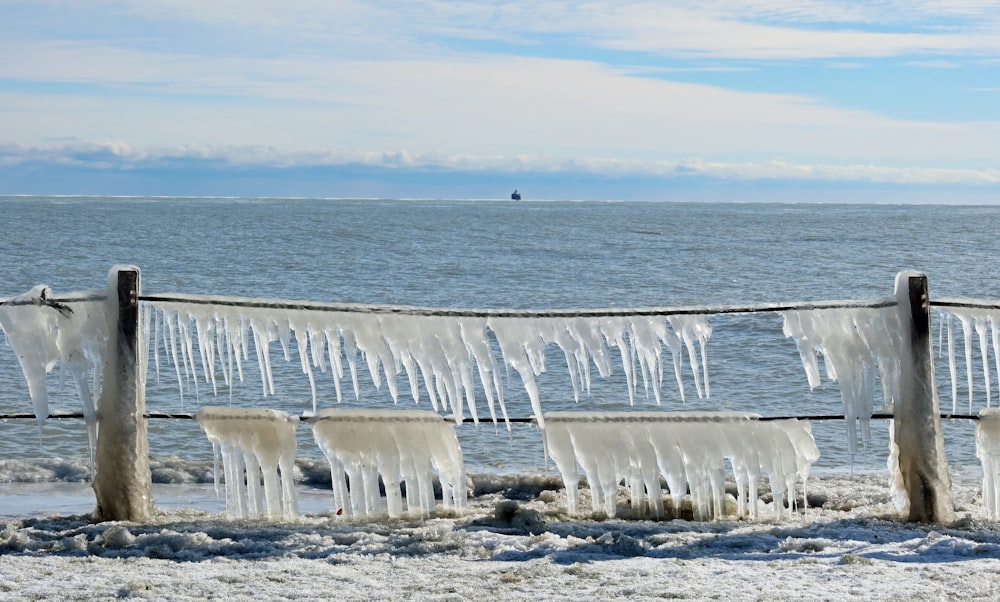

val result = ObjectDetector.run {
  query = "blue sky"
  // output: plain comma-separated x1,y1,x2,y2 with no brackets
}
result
1,0,999,201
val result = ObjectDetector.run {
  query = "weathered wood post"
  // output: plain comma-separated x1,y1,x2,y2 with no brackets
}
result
92,266,153,521
892,271,953,523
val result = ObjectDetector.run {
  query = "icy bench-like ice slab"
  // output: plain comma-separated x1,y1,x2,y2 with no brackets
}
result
196,406,299,520
543,411,820,521
310,409,466,519
977,408,1000,520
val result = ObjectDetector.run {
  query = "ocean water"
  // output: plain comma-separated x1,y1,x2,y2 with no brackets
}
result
2,196,1000,485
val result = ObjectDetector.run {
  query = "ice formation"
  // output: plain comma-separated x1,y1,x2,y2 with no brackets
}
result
543,411,819,521
309,408,465,518
196,406,299,520
0,285,108,451
781,306,902,456
977,408,1000,520
936,306,1000,414
149,297,713,426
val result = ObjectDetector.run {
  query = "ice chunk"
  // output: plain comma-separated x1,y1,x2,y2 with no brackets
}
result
543,411,818,521
196,406,299,520
976,408,1000,520
309,408,465,519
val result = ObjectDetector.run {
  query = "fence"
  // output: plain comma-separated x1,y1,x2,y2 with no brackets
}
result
0,266,988,524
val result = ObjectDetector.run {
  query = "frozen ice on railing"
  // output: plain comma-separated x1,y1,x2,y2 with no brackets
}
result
147,297,713,425
196,406,299,520
936,305,1000,414
309,408,465,519
0,285,108,451
543,411,819,521
780,306,902,457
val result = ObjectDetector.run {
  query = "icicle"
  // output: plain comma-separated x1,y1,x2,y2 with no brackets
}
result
977,318,991,408
948,314,957,413
992,319,1000,409
957,314,974,414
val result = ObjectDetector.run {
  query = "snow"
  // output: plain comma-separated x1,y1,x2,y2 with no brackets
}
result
543,411,819,521
196,406,299,520
149,299,714,426
0,472,999,601
309,408,466,518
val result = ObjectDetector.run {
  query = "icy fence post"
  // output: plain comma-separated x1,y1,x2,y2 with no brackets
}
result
92,266,153,522
892,272,953,523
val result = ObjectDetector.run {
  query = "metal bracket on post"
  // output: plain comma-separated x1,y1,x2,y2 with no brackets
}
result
92,266,153,522
893,272,954,523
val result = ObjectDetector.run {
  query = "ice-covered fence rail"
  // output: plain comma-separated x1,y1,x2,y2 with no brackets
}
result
138,293,897,317
17,411,988,421
139,292,898,428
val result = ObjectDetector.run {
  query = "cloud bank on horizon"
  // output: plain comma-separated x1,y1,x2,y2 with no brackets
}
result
1,0,999,199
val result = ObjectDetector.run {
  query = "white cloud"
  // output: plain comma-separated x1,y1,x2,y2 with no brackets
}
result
1,48,998,168
1,0,998,194
3,139,998,186
14,1,1000,61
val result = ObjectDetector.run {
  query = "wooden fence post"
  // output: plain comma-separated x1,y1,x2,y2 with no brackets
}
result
92,266,153,522
893,271,954,523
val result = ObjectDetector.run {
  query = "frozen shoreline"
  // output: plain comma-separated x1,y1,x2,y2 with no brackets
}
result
2,472,999,601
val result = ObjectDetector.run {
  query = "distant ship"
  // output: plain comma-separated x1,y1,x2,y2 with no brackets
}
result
511,189,521,200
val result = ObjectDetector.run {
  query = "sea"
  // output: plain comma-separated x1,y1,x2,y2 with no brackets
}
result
2,196,1000,513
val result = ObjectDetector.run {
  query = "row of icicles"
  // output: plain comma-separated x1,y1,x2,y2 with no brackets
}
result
196,406,819,522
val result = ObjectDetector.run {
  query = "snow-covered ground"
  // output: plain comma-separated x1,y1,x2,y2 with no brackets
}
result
2,471,1000,601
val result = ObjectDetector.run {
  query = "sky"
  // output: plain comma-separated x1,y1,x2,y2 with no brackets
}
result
1,0,999,201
